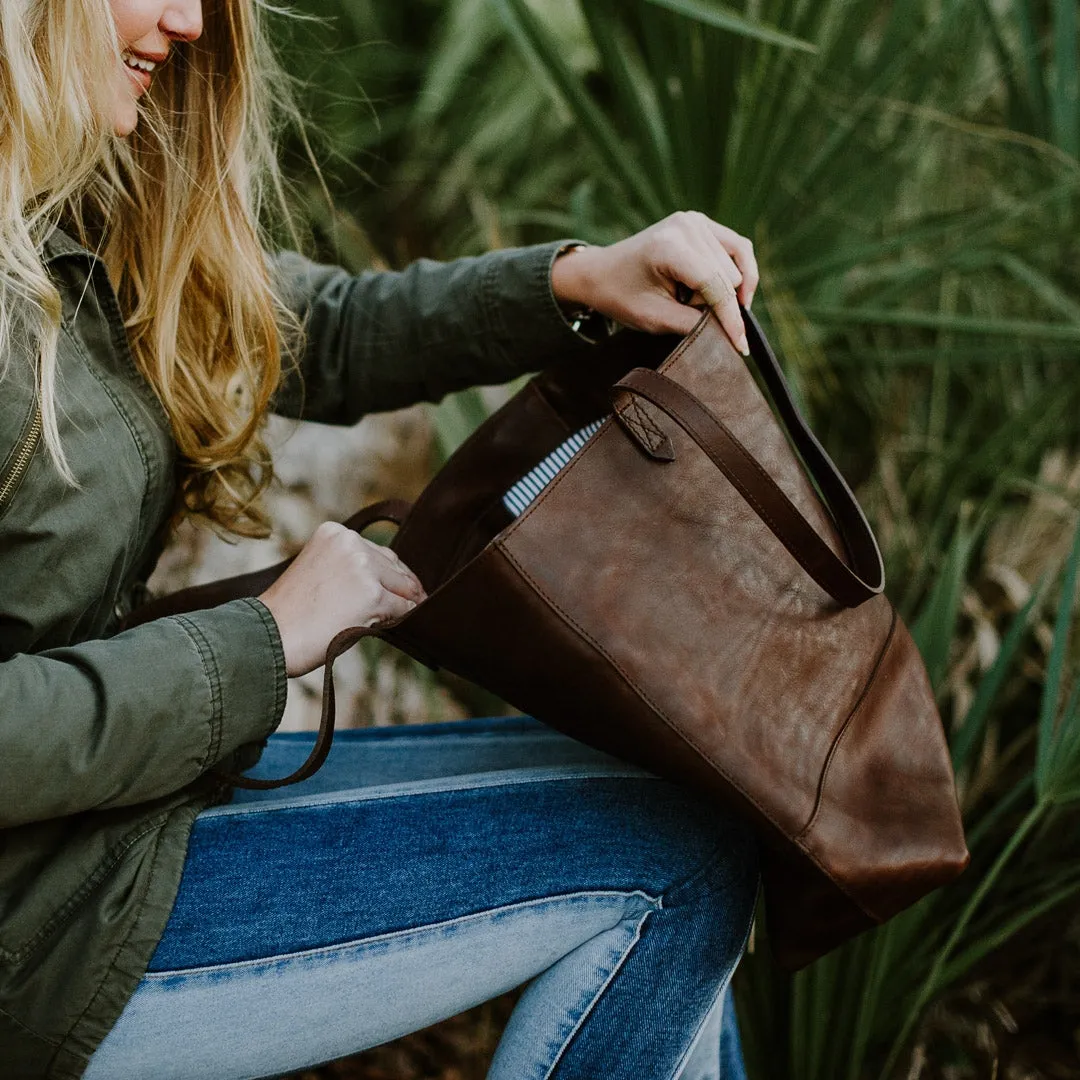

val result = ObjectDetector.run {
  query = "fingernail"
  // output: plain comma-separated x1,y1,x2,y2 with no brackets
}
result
738,336,750,356
406,600,417,611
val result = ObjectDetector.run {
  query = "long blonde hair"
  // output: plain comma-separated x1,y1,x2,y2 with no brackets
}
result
1,0,305,537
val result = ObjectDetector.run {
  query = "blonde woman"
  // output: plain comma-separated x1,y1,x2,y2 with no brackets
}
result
0,1,763,1077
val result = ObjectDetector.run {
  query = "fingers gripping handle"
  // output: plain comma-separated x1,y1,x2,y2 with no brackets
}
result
211,499,414,791
116,499,415,791
120,500,414,630
612,367,884,608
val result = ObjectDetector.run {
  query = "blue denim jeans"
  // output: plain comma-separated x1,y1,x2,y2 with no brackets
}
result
85,716,759,1080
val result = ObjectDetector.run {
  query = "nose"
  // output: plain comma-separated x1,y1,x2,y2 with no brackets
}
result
161,0,203,43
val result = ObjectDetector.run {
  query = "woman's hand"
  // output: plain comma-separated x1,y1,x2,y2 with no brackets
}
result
259,522,427,677
550,211,759,355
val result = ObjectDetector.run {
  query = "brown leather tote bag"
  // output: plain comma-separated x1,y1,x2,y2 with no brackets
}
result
129,307,969,968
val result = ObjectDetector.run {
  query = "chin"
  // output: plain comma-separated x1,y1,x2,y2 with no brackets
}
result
113,109,139,137
109,80,140,137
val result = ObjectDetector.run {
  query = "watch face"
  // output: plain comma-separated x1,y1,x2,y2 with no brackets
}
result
569,308,609,344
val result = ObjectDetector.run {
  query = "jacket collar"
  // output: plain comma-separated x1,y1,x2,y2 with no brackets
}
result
42,223,100,265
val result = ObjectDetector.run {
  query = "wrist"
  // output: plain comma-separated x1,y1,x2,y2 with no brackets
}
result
550,243,598,310
550,243,615,345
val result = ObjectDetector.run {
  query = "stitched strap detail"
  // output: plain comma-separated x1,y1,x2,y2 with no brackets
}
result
614,394,675,461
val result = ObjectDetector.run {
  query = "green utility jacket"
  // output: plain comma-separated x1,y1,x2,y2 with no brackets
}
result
0,225,594,1078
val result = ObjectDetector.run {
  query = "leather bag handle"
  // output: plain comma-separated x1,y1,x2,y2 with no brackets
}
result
121,499,414,791
219,622,385,790
612,363,884,609
121,499,414,629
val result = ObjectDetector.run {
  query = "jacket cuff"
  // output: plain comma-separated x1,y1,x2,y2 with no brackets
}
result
174,597,288,765
482,239,601,372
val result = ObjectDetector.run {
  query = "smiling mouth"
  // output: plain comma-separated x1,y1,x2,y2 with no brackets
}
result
120,50,162,93
121,49,160,74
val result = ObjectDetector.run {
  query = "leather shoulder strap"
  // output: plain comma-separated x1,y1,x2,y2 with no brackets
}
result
613,364,883,608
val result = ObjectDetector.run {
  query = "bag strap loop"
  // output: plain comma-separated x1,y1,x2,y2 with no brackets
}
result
219,622,384,790
121,499,414,791
612,365,883,608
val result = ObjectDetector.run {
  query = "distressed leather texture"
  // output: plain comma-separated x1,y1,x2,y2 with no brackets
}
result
135,309,970,968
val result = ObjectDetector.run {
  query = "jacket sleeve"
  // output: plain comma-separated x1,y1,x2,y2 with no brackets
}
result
0,598,287,828
270,239,597,423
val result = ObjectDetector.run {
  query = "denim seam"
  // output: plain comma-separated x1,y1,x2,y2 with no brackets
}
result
144,889,662,980
539,904,655,1080
663,876,758,1080
201,765,659,817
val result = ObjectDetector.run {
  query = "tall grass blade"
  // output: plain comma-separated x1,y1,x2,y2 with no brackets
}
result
1050,0,1080,157
937,873,1080,984
489,0,667,219
974,0,1035,130
912,523,977,692
1016,0,1048,131
801,306,1080,342
879,804,1044,1079
1035,518,1080,798
641,0,817,53
951,587,1043,771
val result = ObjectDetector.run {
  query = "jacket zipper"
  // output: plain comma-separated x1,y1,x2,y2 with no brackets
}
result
0,400,43,517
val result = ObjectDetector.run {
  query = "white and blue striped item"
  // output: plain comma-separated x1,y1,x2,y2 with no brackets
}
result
502,417,608,517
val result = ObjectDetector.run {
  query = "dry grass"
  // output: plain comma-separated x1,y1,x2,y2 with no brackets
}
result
911,909,1080,1080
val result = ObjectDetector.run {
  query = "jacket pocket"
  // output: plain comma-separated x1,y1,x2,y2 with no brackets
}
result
0,812,168,963
0,398,42,522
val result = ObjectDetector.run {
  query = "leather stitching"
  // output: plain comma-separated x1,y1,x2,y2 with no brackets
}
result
617,408,656,455
625,397,668,454
497,544,874,917
795,607,897,846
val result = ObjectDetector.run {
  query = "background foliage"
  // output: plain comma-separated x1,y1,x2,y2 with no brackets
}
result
266,1,1080,1075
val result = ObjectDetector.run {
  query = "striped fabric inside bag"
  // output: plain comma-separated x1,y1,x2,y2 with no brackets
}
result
502,417,607,518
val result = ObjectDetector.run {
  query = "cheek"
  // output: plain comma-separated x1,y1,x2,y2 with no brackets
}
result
107,0,160,45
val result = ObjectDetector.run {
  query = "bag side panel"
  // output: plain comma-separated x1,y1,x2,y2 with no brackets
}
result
394,542,881,967
394,545,795,827
798,615,970,921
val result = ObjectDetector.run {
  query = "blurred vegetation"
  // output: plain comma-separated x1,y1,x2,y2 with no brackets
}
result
267,0,1080,1076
